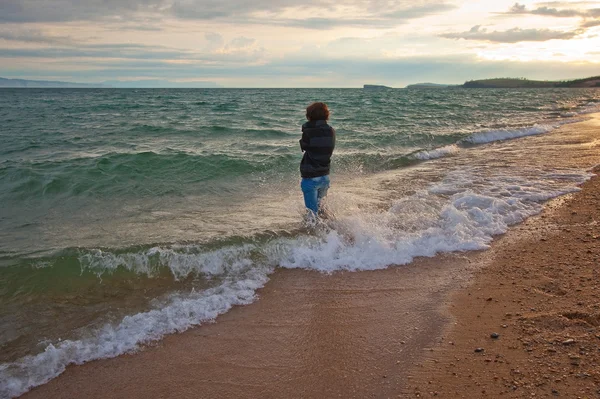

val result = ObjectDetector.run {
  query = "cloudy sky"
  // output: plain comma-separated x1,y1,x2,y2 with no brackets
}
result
1,0,599,87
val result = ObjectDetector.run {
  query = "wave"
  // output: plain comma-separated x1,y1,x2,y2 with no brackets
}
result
0,270,271,399
410,144,460,161
461,124,556,145
275,167,593,272
376,113,587,169
377,121,566,168
1,107,594,204
207,126,293,138
0,165,594,398
576,101,600,115
0,151,296,200
322,118,572,174
77,244,260,280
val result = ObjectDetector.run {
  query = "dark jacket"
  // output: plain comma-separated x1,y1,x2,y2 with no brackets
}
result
299,120,336,178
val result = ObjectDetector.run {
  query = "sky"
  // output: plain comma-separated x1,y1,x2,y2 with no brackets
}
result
0,0,599,87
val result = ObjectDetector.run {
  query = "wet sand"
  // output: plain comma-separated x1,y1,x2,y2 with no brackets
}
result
406,170,600,397
23,255,481,398
23,116,599,399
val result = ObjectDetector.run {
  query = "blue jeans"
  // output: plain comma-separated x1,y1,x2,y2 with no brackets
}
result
301,175,330,215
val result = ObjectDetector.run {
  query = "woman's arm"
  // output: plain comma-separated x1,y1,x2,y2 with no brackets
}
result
299,126,310,152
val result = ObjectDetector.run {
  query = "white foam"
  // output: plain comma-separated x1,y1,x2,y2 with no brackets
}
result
0,266,272,399
1,166,594,398
577,101,600,115
411,144,460,161
78,244,257,280
560,111,578,118
272,168,593,273
462,124,555,145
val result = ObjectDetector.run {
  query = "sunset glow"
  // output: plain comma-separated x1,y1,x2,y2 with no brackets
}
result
1,0,599,86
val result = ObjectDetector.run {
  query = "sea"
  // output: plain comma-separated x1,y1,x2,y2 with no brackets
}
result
1,88,599,398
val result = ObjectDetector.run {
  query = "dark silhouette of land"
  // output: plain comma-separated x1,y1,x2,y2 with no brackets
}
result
463,76,600,88
404,76,600,89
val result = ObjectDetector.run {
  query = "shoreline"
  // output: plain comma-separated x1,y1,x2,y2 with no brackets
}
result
22,254,482,399
20,116,600,399
406,166,600,398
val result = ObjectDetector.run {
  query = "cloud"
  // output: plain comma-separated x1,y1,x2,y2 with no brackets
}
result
228,37,255,49
0,0,166,23
114,24,164,32
168,1,457,29
440,25,582,43
382,2,455,18
3,53,600,87
0,38,266,64
204,32,224,50
506,2,600,18
0,28,73,44
0,0,456,28
0,46,188,60
502,2,600,32
510,3,527,13
581,19,600,27
537,2,600,6
270,17,395,30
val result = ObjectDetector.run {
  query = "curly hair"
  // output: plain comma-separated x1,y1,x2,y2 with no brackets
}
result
306,102,330,122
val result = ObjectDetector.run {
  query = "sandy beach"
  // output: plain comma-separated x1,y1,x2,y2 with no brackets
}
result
406,172,600,397
22,116,599,399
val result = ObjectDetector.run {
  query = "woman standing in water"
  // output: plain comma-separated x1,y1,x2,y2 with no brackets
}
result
299,102,336,218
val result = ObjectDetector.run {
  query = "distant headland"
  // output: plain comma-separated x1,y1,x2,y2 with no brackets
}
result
462,76,600,88
404,76,600,89
366,76,600,90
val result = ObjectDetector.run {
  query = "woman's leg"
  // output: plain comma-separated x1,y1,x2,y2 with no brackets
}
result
301,178,319,214
316,176,330,206
316,176,330,215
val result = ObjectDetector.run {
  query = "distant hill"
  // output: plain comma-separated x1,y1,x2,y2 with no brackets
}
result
0,77,221,88
0,77,109,88
405,83,458,89
363,84,392,89
462,76,600,89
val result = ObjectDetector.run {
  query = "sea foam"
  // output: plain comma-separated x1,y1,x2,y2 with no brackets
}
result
577,101,600,115
274,168,593,273
462,124,555,144
408,118,578,165
77,244,258,280
0,267,272,399
0,166,595,399
411,144,460,161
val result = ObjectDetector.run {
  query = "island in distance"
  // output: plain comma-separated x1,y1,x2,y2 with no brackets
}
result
462,76,600,88
403,76,600,89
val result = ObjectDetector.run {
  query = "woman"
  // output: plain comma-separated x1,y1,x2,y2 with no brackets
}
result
299,102,336,217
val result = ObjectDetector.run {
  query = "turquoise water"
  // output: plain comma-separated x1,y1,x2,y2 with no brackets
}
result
1,88,598,254
0,88,599,398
